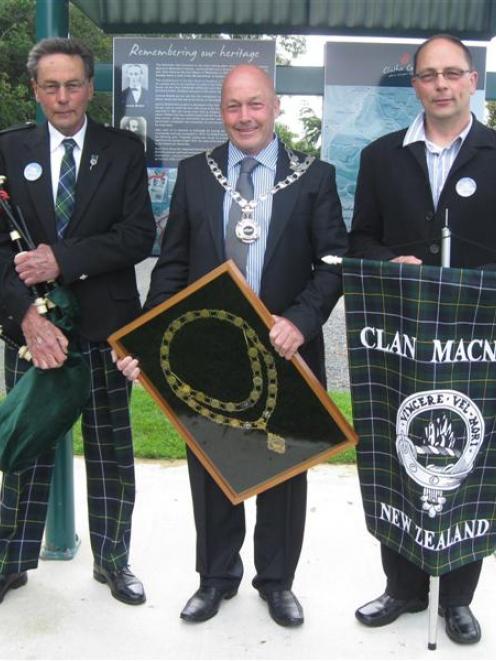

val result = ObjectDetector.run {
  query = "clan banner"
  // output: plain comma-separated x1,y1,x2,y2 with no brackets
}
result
343,258,496,575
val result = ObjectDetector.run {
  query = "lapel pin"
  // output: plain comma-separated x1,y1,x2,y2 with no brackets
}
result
24,162,43,181
89,154,99,171
456,177,477,198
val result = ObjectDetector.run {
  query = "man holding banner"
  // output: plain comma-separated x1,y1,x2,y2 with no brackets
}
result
348,34,496,645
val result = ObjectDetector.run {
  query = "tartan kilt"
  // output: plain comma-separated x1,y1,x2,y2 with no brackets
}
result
0,339,136,574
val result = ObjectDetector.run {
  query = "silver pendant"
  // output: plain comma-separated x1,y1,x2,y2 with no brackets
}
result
235,215,260,244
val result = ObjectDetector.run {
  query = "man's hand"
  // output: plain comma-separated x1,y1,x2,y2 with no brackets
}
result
14,244,61,285
112,351,141,382
269,315,304,360
391,255,422,265
21,305,68,369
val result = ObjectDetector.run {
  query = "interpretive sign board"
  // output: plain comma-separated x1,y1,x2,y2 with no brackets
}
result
113,38,276,253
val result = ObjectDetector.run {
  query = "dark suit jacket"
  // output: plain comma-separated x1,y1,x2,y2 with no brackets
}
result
145,140,348,385
349,117,496,269
122,87,149,108
0,118,156,343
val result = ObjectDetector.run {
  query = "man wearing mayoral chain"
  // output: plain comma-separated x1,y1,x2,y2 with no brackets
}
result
119,63,348,626
349,34,494,645
0,38,155,605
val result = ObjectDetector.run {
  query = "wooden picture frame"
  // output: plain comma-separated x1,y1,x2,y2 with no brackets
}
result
109,261,357,503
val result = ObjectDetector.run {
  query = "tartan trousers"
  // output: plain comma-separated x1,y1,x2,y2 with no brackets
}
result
0,340,136,575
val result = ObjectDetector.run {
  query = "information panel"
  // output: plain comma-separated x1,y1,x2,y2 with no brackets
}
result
113,38,276,252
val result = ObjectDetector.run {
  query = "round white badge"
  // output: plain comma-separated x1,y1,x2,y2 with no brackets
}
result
455,177,477,198
23,162,43,182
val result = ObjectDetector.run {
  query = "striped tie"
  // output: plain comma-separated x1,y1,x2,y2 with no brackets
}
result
225,157,259,275
55,138,77,238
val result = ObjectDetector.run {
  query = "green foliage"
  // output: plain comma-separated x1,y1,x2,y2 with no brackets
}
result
276,105,322,158
487,101,496,129
73,387,355,463
0,0,114,127
69,2,113,61
327,391,356,464
275,121,299,147
0,0,35,127
0,73,34,130
276,35,306,65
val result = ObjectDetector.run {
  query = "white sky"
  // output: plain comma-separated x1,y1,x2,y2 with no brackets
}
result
280,35,496,136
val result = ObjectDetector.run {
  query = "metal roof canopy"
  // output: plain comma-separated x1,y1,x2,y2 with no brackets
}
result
71,0,496,41
65,0,496,99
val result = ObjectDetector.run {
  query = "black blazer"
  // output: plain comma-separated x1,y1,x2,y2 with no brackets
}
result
121,87,149,108
349,117,496,269
0,118,156,342
146,141,348,385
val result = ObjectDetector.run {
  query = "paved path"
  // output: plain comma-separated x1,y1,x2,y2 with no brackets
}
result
1,459,495,661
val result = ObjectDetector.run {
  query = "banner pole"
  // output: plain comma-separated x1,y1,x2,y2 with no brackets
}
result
428,576,440,650
441,209,451,268
426,208,451,649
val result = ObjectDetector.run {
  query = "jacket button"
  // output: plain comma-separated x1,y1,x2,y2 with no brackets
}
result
429,243,440,254
425,211,434,222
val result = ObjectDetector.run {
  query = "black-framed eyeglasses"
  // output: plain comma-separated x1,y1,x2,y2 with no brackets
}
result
412,68,472,84
36,80,88,95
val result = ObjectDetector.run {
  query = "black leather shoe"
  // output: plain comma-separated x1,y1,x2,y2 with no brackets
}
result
439,605,481,645
93,565,146,605
259,589,304,627
355,592,428,627
0,572,27,603
180,586,238,622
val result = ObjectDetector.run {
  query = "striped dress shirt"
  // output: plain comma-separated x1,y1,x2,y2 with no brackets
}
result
223,137,279,295
403,112,472,209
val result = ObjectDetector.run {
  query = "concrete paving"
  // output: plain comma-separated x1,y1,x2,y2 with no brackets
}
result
1,459,495,661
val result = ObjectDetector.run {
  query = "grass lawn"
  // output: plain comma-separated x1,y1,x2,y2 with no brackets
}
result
73,386,356,463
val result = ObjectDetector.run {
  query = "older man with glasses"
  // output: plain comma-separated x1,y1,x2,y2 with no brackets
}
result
0,37,155,606
348,34,493,645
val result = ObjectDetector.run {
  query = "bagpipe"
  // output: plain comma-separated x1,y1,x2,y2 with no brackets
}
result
0,176,90,472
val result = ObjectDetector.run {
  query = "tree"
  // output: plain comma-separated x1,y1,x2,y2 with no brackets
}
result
0,0,35,128
0,0,114,128
487,101,496,129
276,105,322,158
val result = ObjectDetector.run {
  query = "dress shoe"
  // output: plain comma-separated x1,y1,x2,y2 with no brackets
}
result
93,564,146,605
180,586,238,622
259,589,304,627
355,592,428,627
0,572,27,603
439,605,481,645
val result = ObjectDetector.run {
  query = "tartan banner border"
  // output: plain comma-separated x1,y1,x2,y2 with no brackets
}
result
343,258,496,576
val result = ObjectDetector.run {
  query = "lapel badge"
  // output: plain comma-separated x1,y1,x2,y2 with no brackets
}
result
24,162,43,181
455,177,477,198
89,154,99,171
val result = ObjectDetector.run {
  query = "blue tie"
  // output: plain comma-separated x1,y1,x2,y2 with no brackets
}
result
55,138,77,238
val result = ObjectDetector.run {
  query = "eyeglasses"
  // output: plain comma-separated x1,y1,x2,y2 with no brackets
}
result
36,80,88,95
412,68,472,84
